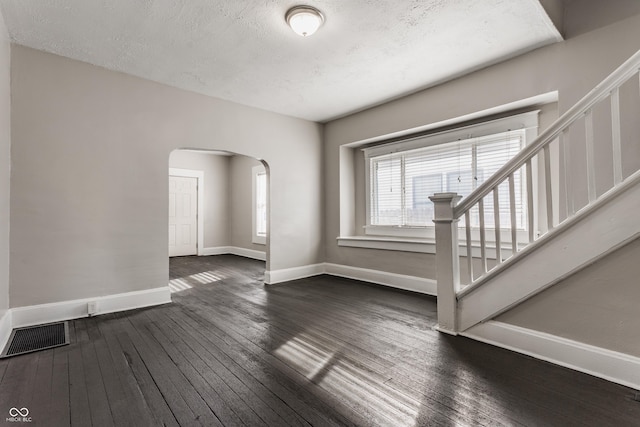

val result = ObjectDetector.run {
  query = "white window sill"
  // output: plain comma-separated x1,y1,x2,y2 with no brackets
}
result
364,225,434,239
252,235,267,245
338,235,437,254
337,235,524,259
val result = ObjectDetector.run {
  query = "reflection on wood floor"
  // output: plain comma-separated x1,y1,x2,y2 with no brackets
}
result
1,254,639,426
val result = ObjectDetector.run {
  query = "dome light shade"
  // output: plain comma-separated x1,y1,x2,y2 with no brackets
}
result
286,6,324,37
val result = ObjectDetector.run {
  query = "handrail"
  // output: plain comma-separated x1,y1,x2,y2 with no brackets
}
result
454,48,640,218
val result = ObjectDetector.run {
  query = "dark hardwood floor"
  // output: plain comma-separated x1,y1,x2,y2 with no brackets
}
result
1,254,639,426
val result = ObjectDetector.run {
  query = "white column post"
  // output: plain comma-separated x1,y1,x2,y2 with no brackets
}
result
429,192,462,335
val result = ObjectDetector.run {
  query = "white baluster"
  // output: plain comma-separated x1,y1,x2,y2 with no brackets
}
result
611,88,623,185
493,188,502,263
585,109,597,203
526,159,535,242
478,198,487,274
561,129,574,216
508,173,517,255
543,144,554,230
465,210,473,284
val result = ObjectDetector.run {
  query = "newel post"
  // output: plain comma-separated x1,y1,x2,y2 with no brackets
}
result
429,192,462,335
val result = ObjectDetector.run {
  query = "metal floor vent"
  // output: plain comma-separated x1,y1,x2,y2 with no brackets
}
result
1,322,69,358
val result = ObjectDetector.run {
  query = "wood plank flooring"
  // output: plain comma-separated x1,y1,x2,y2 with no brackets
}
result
1,254,639,426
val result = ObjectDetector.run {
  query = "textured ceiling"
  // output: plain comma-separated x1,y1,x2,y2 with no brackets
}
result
0,0,562,122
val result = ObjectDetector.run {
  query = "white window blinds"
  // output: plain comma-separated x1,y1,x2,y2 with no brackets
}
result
256,171,267,236
369,130,527,229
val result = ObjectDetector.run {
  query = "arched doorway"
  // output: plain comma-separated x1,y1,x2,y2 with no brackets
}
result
167,148,270,292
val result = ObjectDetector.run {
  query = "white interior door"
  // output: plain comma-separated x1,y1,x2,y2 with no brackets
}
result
169,175,198,257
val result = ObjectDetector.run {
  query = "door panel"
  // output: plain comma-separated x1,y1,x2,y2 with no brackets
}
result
169,175,198,257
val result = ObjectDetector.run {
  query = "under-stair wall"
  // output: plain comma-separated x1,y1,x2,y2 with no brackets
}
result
460,236,640,391
496,236,640,359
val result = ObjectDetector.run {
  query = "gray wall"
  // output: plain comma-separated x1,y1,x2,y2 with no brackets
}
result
169,150,231,249
10,45,323,307
229,155,266,253
497,237,640,357
0,10,9,318
563,0,640,38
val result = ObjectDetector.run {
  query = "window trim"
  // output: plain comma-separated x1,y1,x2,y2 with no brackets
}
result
252,165,267,245
363,111,539,240
336,235,527,259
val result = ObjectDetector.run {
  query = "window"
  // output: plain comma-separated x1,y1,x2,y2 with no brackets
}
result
252,165,267,244
364,112,538,239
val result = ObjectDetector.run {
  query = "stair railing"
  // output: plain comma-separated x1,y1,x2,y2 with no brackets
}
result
431,49,640,334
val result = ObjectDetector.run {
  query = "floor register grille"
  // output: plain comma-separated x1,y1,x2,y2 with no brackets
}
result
1,321,69,358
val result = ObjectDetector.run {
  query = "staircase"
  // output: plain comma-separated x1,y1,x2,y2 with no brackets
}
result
431,48,640,336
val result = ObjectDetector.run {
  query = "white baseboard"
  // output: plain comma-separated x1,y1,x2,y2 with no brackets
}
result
229,247,266,261
325,263,437,296
463,320,640,391
434,325,458,336
265,263,325,284
10,286,172,329
263,261,436,295
201,246,231,256
200,251,433,295
0,310,11,352
201,246,266,261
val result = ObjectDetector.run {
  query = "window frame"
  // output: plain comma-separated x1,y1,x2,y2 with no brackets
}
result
252,165,267,245
363,111,539,240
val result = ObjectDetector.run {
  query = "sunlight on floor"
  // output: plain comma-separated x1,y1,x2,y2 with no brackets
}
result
274,334,335,379
274,332,420,426
169,270,229,293
168,278,193,293
189,271,227,284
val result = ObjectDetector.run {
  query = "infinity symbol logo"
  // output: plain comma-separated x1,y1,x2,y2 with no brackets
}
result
9,407,29,417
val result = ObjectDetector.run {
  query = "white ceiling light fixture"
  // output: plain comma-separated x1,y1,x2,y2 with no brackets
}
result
285,6,324,37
